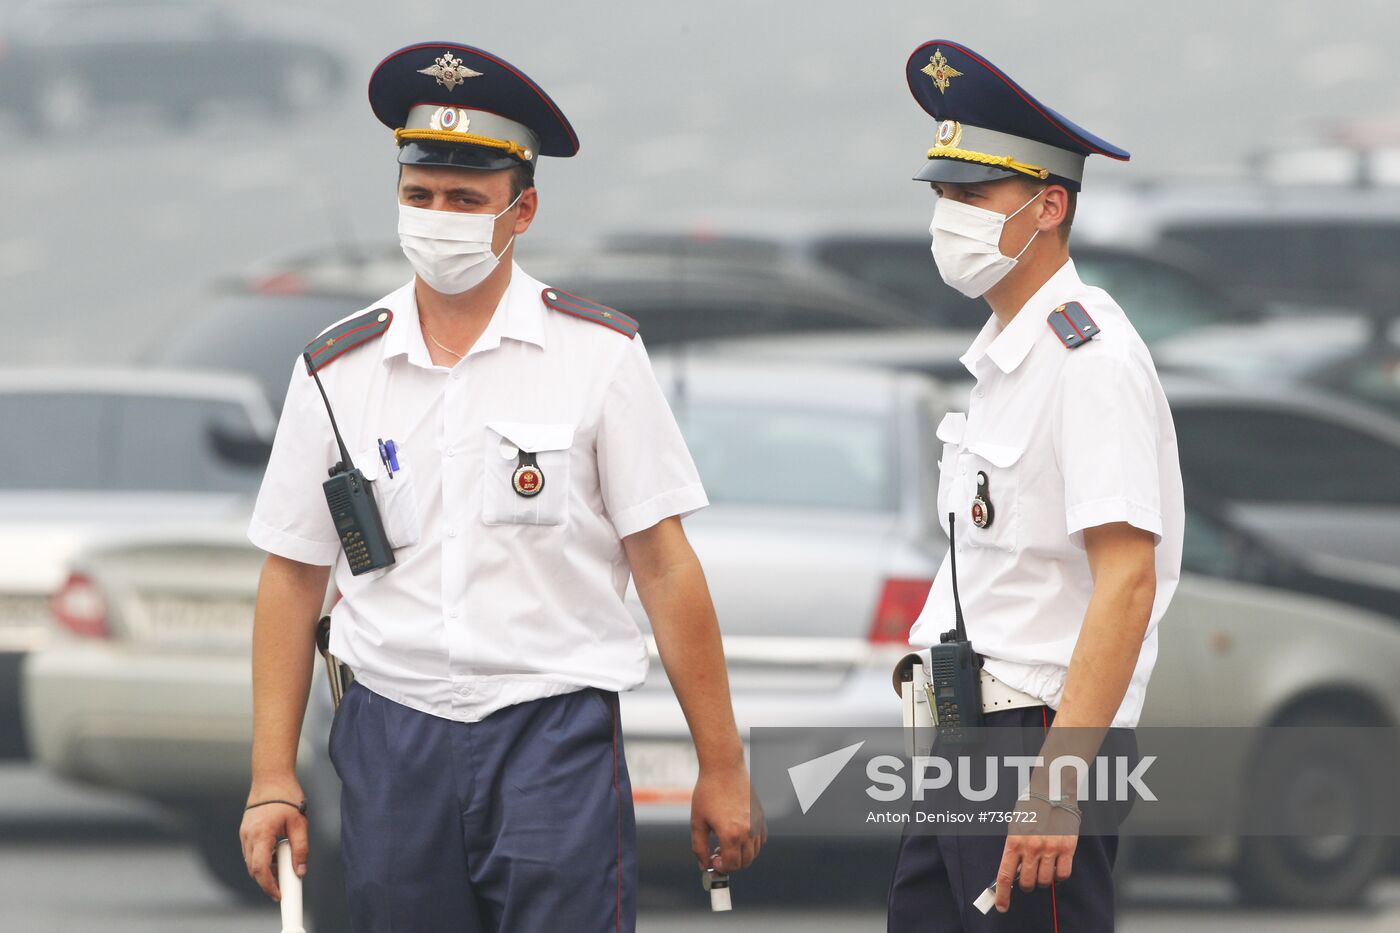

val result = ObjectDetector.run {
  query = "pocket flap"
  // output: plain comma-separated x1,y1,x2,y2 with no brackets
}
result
356,444,386,481
966,440,1025,468
935,412,966,444
486,421,576,458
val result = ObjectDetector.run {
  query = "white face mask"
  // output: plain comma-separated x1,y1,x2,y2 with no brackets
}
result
397,189,524,295
929,188,1044,298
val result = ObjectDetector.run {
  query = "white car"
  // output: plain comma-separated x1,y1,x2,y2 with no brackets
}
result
0,368,272,761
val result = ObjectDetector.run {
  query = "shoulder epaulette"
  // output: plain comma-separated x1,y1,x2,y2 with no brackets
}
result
1046,302,1100,350
302,308,393,374
541,287,638,339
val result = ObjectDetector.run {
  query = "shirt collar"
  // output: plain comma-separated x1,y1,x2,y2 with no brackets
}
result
379,261,546,370
959,258,1084,376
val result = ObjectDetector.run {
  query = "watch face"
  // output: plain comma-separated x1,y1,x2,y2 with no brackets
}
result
512,463,544,497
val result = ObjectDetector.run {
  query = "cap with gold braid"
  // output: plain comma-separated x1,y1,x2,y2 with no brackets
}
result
905,40,1128,192
369,42,578,173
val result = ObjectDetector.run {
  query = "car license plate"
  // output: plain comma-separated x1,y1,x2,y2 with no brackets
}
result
625,740,699,805
137,594,255,646
0,593,50,630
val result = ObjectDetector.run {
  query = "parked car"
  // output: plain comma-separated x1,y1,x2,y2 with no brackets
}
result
1306,342,1400,419
1147,311,1400,401
24,358,1400,916
799,236,1262,339
1073,176,1400,315
702,329,1400,580
685,237,1262,384
0,0,345,132
149,240,927,410
1182,487,1400,621
0,368,271,760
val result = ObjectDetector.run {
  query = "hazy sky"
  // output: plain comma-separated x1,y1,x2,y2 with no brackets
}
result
3,0,1399,362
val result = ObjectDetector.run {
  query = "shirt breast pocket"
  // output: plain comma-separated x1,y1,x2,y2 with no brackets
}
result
934,412,966,528
482,421,575,526
358,443,421,550
962,440,1025,553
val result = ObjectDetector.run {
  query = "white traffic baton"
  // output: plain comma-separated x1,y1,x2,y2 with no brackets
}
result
275,837,306,933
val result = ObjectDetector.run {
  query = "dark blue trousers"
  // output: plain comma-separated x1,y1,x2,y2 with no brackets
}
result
887,707,1133,933
329,681,637,933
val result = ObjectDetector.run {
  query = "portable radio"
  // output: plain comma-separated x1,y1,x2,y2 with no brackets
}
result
925,510,984,745
303,351,395,575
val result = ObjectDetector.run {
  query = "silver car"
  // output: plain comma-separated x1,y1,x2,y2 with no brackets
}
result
0,368,271,761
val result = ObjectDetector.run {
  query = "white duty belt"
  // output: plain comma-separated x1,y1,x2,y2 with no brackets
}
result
893,650,1045,715
895,650,1045,757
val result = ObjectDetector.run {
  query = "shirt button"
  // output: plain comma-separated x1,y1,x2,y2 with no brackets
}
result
446,527,457,538
451,371,462,381
448,609,459,619
974,387,984,398
445,446,456,457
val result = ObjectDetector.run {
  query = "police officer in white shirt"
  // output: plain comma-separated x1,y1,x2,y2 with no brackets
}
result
237,42,762,933
886,41,1184,932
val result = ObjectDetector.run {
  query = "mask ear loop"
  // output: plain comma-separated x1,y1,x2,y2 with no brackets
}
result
489,188,527,261
1005,186,1048,261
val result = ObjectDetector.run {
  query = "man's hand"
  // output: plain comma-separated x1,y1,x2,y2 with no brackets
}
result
239,781,309,902
691,761,766,873
993,794,1079,913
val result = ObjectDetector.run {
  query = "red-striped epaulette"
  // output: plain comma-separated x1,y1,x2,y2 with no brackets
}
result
541,287,638,339
1046,302,1100,350
302,308,393,374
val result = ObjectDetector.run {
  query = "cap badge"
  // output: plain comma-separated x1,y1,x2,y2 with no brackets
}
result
935,119,962,149
418,52,483,91
429,106,470,132
921,49,963,94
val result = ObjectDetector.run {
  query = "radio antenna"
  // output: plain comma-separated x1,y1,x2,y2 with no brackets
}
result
303,352,355,474
948,511,967,642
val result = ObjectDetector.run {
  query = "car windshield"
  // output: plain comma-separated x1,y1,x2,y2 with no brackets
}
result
676,404,897,512
156,292,369,412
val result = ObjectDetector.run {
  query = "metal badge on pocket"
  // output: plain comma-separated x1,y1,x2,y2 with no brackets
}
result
512,450,544,497
971,470,995,529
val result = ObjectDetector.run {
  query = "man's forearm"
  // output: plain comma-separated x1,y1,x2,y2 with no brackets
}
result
626,525,744,772
249,554,331,788
1053,566,1156,730
647,561,745,770
1031,556,1155,794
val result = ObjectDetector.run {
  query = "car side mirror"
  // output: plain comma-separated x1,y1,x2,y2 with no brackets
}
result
208,423,272,467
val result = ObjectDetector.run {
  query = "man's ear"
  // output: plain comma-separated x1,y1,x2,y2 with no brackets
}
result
513,187,539,234
1036,184,1070,236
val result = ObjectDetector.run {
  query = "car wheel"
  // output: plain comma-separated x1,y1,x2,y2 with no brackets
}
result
1232,708,1393,909
190,804,268,904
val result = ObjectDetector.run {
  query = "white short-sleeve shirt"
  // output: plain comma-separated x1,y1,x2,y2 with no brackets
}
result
248,263,708,722
908,258,1184,728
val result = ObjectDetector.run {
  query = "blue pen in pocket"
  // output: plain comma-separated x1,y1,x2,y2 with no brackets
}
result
377,438,400,478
